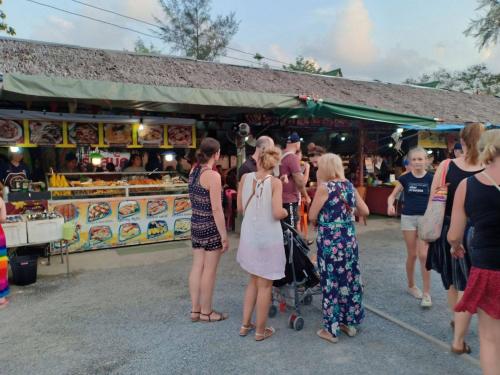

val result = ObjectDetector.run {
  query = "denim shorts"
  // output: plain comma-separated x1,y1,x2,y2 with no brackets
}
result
400,214,423,231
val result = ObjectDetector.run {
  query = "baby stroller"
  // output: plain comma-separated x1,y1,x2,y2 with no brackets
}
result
269,222,320,331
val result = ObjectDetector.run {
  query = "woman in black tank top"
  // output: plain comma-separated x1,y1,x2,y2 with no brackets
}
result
448,129,500,373
425,122,485,354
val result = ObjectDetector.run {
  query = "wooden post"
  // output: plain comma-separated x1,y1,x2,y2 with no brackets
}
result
358,123,366,187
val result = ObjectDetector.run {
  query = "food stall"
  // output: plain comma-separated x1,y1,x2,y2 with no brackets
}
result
0,109,197,252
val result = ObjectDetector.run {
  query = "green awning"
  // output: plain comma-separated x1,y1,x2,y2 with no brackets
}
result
1,73,301,111
276,99,438,127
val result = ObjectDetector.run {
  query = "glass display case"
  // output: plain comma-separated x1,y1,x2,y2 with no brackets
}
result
47,171,188,199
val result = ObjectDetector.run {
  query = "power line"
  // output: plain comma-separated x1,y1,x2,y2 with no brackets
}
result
70,0,158,28
26,0,286,69
26,0,161,40
69,0,292,66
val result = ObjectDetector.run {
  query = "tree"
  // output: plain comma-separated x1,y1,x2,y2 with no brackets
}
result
155,0,239,61
464,0,500,49
134,38,162,54
284,56,323,74
404,64,500,95
0,0,15,36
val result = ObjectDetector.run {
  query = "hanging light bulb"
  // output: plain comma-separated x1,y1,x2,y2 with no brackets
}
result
388,143,394,148
138,117,144,131
340,136,346,142
9,146,20,153
164,152,176,162
90,148,103,167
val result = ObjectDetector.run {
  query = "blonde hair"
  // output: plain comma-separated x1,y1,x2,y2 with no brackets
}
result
408,146,427,159
479,129,500,165
258,146,281,171
317,153,345,181
460,123,485,165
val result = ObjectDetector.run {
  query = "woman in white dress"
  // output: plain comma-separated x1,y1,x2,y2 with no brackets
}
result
237,147,288,341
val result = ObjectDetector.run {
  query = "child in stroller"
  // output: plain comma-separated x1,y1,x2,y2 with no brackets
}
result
269,222,320,331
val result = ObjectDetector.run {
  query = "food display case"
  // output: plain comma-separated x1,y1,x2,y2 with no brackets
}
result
47,172,191,253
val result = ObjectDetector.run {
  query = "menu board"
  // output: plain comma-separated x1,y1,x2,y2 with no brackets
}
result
0,119,23,145
68,123,99,144
167,125,193,147
29,121,63,145
418,131,458,149
49,194,191,253
138,124,164,146
105,123,132,145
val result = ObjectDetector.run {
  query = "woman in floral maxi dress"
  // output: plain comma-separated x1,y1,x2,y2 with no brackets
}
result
309,153,369,343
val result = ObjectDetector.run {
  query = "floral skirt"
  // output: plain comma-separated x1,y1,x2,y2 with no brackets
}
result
317,225,364,337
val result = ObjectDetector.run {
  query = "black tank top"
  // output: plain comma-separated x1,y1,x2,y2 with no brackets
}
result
445,161,483,216
464,175,500,270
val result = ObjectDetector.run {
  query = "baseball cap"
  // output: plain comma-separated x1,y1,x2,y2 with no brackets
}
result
286,132,301,144
453,142,462,150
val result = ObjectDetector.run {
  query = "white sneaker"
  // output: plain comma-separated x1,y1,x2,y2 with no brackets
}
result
420,294,432,308
407,286,423,299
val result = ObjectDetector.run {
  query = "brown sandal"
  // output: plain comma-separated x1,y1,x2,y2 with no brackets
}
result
200,310,228,323
316,329,339,344
451,342,471,355
255,327,275,341
239,323,256,337
190,311,201,322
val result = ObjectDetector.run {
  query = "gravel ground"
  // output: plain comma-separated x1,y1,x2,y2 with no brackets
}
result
1,220,481,375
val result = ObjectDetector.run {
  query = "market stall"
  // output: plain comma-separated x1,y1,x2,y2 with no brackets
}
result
0,109,197,252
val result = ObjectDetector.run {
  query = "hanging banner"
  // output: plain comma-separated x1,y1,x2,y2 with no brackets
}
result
138,124,164,146
167,125,195,147
104,123,132,146
68,123,99,145
418,131,455,149
29,121,63,145
0,119,24,145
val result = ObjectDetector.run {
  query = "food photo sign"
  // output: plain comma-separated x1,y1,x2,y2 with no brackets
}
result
0,117,197,149
49,193,192,252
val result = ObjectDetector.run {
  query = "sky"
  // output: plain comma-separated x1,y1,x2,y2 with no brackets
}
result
3,0,500,83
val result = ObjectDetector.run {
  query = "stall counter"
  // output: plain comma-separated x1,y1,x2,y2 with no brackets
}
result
365,185,395,216
48,194,191,253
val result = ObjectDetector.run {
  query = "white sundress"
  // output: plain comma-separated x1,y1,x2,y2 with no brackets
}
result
237,173,285,280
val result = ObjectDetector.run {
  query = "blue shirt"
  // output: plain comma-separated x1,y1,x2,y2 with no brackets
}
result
398,172,433,216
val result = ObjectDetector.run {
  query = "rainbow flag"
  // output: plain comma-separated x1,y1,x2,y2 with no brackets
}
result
0,226,9,298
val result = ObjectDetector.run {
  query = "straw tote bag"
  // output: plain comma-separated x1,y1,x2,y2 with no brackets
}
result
418,159,451,242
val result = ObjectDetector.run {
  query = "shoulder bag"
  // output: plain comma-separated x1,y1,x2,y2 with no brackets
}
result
418,159,451,242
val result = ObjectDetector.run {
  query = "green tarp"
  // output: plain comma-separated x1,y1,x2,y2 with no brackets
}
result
1,73,301,111
276,99,438,127
1,73,437,127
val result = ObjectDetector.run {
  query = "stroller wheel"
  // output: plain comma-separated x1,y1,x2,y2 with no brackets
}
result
293,316,304,331
288,313,296,329
268,304,278,318
303,294,313,305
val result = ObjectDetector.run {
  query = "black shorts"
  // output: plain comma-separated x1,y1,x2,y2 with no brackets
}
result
282,202,299,229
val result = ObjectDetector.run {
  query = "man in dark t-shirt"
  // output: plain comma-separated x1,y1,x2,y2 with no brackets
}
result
0,151,31,190
237,136,274,181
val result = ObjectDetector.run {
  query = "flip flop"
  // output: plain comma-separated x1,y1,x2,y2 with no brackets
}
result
451,342,471,355
316,329,338,344
255,327,275,341
239,323,256,337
